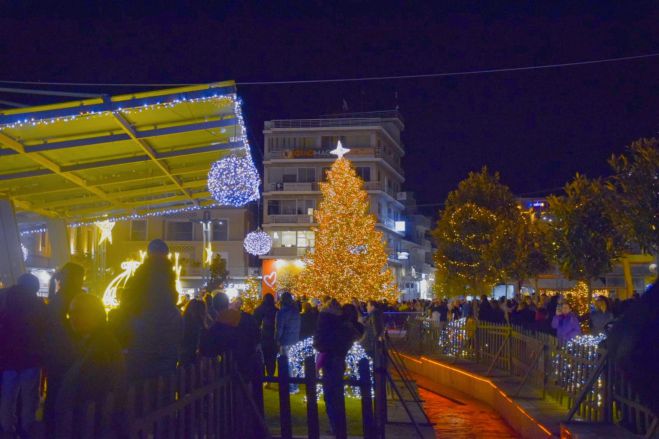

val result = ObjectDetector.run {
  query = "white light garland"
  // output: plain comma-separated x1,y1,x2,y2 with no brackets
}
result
285,336,373,399
1,94,234,130
207,153,260,207
243,229,272,256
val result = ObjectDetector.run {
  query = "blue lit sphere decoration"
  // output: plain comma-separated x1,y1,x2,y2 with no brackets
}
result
243,229,273,256
207,153,260,207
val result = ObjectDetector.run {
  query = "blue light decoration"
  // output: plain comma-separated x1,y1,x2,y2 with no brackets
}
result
285,336,373,399
243,229,272,256
207,152,260,207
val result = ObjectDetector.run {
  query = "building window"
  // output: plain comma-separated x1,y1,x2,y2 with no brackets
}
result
356,167,371,181
166,221,193,241
298,168,315,182
281,200,297,215
281,231,296,247
130,220,147,241
212,220,228,241
297,199,315,215
297,231,315,248
268,200,281,215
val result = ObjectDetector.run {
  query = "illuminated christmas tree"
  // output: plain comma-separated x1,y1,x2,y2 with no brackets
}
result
295,142,398,303
240,276,261,313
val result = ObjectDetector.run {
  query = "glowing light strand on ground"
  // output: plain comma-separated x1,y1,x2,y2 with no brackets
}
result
285,336,373,399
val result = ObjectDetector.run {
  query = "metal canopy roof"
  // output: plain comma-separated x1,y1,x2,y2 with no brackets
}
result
0,81,246,221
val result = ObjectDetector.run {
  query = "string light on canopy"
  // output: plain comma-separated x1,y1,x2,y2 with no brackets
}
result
243,229,272,256
96,220,115,245
207,152,260,207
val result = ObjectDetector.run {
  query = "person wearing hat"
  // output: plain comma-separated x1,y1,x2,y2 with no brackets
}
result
116,239,183,382
0,274,47,437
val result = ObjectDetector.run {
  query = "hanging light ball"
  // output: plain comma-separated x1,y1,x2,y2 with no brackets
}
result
208,153,260,207
243,229,272,256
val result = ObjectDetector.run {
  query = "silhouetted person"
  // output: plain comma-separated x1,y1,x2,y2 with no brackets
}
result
201,292,260,377
314,299,360,438
299,301,319,339
253,293,278,378
0,274,46,437
118,239,182,382
54,294,126,438
180,299,208,366
276,292,301,356
360,300,383,359
44,262,85,434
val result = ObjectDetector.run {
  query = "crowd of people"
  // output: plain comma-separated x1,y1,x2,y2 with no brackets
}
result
0,239,385,438
386,288,644,345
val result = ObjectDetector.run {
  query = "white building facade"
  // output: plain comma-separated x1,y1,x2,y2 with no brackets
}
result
260,111,434,298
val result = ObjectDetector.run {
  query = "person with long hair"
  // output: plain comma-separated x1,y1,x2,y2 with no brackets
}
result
253,293,278,378
180,299,209,365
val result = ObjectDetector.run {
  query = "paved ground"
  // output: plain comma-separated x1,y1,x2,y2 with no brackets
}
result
419,387,519,438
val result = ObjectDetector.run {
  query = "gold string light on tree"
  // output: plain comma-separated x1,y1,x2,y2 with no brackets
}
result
294,142,398,303
240,276,261,313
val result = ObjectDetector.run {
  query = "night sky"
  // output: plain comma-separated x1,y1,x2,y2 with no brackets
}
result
1,2,657,215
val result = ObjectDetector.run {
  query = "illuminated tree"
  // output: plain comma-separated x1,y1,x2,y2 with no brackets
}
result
240,276,261,313
487,209,551,292
548,174,626,303
432,168,518,296
608,138,659,256
294,156,397,303
207,254,228,291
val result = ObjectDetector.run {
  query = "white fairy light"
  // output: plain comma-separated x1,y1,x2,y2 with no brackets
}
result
243,229,273,256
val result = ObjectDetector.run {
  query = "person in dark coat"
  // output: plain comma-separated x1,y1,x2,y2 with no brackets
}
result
589,296,613,335
299,301,319,339
478,295,493,322
201,292,260,383
606,280,659,421
360,300,384,359
275,292,301,355
180,299,208,366
511,301,535,328
253,293,278,378
118,239,183,383
314,300,360,437
0,274,46,436
54,293,127,438
43,262,85,434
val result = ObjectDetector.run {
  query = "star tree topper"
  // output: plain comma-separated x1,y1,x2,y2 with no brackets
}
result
330,140,350,159
96,220,115,245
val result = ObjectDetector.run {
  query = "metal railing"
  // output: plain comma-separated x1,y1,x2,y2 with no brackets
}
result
55,355,268,438
265,146,404,175
401,317,657,436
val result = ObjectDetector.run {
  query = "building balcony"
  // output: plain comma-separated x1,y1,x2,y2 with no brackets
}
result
264,180,399,199
265,182,320,192
379,217,406,235
268,246,310,258
265,214,315,224
264,146,403,176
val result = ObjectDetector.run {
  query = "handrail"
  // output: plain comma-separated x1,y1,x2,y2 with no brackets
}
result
402,318,657,436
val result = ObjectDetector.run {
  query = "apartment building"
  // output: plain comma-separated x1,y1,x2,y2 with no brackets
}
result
260,111,434,298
